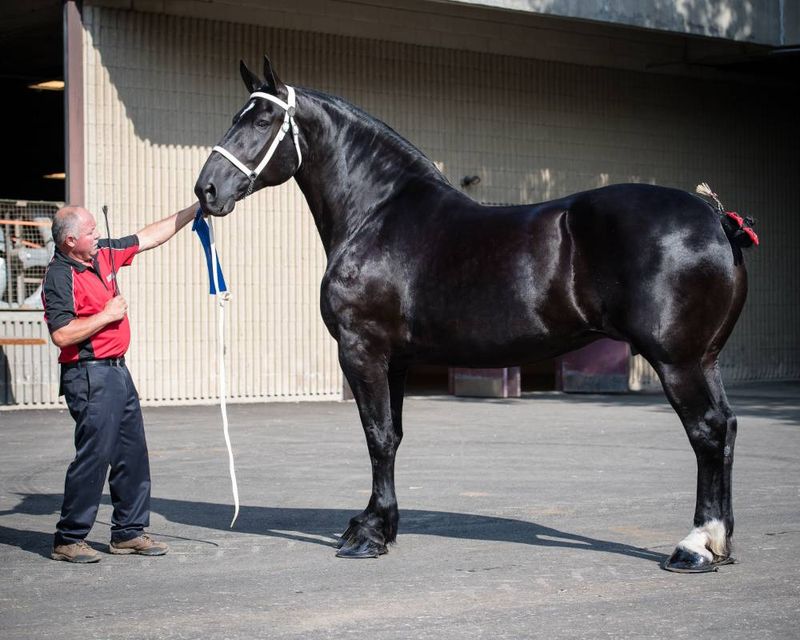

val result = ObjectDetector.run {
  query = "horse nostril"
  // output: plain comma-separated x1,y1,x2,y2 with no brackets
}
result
203,182,217,203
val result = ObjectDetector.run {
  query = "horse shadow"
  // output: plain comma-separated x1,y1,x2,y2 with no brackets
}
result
0,492,667,564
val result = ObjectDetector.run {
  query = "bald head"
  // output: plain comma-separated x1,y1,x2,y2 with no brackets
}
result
52,206,92,248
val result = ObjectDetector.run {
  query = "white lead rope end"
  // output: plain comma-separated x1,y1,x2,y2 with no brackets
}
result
207,217,240,528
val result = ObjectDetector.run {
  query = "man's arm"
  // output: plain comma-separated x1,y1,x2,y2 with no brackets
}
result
51,297,128,348
135,203,198,252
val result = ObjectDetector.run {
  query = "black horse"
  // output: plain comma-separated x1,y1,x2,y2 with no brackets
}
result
195,57,756,572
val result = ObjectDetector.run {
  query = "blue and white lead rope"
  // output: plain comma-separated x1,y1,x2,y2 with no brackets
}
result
193,209,239,527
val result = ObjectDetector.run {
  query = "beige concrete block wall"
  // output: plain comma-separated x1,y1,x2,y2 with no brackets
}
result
81,8,342,404
60,6,800,405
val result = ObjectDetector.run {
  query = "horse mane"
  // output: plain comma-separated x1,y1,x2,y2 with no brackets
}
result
301,88,450,186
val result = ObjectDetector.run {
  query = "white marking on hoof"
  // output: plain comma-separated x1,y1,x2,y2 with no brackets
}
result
677,519,728,561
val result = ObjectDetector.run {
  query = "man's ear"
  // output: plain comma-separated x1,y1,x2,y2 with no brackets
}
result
240,60,261,93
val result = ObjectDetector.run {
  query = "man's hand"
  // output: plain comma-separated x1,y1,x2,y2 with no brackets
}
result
103,296,128,322
51,297,129,348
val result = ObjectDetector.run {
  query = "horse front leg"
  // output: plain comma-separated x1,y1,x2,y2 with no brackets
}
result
336,341,404,558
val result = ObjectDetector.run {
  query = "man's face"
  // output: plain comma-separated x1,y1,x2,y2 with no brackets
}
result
68,210,101,263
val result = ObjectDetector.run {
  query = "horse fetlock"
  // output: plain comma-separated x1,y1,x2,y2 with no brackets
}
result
684,519,729,558
663,519,733,573
365,502,399,539
336,513,390,559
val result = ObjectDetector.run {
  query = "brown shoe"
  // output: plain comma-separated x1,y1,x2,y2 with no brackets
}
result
109,533,168,556
51,540,101,563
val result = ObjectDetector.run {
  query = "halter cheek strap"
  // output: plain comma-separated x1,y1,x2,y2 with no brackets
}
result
212,85,302,195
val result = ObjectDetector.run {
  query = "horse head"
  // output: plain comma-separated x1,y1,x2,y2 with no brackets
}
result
195,56,302,216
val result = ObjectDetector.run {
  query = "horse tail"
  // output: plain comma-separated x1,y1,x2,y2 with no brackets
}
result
695,183,759,259
719,211,759,250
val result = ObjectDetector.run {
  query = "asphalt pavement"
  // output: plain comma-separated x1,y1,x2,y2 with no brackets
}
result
1,382,798,639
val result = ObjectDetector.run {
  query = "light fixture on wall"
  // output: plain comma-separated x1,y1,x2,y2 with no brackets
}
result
28,80,64,91
43,172,66,180
460,175,481,188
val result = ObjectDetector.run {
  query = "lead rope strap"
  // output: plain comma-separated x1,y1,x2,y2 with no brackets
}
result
207,217,240,527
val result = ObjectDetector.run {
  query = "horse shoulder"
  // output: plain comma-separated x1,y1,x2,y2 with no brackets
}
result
320,238,410,345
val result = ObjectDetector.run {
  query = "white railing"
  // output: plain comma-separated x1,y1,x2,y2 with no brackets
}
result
0,200,61,408
0,310,61,407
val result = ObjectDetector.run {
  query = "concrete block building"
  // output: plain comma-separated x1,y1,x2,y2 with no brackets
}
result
1,0,797,407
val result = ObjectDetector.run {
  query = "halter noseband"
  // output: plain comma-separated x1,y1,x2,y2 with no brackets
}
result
212,85,302,197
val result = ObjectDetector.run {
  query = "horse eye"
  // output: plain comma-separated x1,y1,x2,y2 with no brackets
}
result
255,119,269,129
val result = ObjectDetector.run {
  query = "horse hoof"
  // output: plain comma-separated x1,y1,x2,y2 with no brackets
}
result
662,547,735,573
336,537,387,559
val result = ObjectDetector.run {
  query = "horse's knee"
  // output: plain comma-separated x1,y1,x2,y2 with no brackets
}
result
367,428,401,459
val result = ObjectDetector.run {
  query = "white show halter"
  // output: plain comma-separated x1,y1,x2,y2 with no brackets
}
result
212,86,302,197
208,216,239,527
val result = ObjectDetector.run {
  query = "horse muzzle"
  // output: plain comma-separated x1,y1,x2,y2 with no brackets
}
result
194,179,237,217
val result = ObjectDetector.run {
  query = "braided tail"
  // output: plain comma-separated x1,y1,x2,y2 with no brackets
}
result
696,183,759,257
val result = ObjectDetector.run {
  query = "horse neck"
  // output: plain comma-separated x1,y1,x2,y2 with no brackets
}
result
292,90,446,256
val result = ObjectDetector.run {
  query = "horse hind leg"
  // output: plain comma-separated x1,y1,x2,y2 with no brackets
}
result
654,359,737,573
335,340,404,558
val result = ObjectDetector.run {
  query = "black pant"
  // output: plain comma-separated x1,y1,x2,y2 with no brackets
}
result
54,362,150,546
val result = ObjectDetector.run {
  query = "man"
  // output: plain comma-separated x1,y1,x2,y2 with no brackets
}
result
42,203,197,563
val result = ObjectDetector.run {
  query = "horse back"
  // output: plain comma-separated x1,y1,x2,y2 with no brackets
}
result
321,182,740,366
321,183,587,364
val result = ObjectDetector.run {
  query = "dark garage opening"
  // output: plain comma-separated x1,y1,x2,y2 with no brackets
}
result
0,3,64,314
0,3,64,202
5,79,65,202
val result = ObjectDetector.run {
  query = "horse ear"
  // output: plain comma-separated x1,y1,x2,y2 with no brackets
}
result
263,54,284,94
240,60,261,94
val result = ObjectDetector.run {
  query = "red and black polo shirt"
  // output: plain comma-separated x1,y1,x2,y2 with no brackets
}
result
42,236,140,364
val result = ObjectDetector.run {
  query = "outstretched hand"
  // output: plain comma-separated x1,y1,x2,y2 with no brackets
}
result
103,295,128,322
